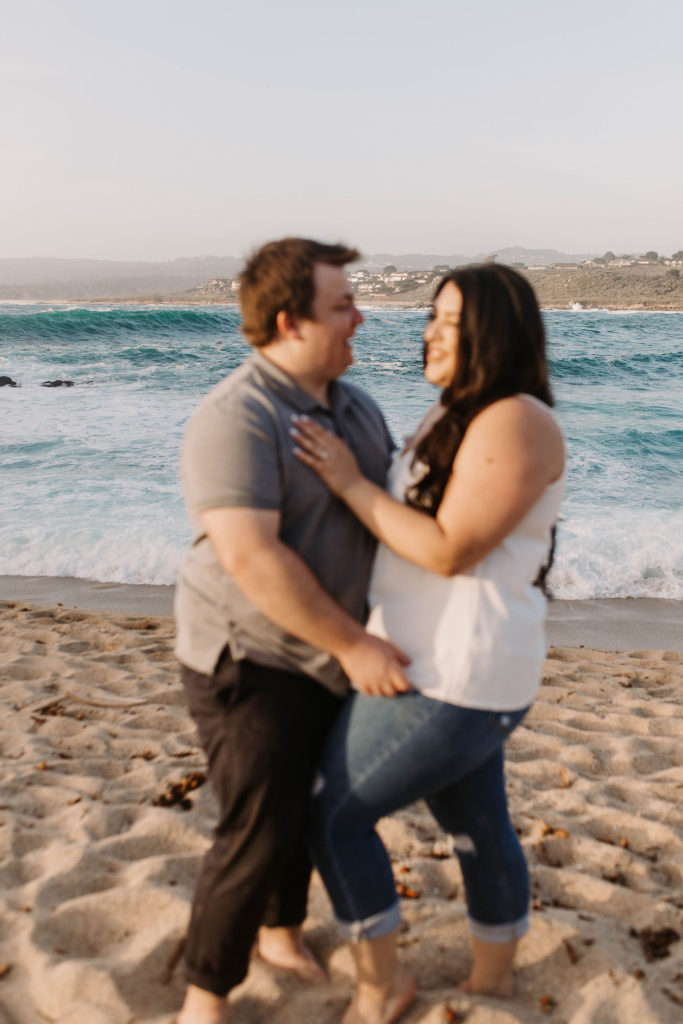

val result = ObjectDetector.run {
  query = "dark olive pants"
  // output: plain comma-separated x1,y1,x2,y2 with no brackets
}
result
180,651,342,996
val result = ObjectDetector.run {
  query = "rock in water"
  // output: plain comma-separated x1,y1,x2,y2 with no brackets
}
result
0,376,19,387
41,380,75,387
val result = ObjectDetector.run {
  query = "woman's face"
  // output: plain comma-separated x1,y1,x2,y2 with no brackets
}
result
423,281,462,388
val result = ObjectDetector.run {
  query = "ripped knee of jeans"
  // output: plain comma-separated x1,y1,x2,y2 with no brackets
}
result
451,833,477,855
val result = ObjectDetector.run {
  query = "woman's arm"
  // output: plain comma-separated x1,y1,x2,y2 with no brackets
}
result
292,398,564,576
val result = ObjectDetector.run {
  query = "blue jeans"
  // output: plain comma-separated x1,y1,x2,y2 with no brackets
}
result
308,690,530,944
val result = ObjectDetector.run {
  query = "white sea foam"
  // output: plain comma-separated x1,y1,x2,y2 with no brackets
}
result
2,504,681,600
0,523,187,587
550,508,683,600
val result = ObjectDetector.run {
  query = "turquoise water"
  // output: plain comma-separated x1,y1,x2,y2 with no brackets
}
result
1,303,681,598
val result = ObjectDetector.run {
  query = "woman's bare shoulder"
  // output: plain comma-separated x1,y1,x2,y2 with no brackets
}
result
472,395,561,435
462,396,565,479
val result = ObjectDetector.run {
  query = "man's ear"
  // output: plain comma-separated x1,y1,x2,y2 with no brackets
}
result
275,309,303,341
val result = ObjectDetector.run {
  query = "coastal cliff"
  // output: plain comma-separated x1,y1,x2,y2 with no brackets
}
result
526,264,683,310
168,263,683,311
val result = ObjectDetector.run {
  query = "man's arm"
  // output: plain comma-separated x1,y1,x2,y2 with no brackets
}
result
200,506,411,697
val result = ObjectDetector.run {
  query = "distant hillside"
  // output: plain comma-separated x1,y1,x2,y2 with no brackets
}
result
525,264,683,310
360,248,592,271
0,256,243,299
0,248,593,299
363,264,683,310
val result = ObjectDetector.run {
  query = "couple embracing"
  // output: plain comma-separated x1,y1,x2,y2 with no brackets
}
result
174,237,565,1024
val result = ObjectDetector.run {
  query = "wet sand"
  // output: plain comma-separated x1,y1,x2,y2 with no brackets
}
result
1,575,681,653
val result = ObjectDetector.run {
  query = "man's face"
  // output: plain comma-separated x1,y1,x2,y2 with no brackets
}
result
297,263,364,382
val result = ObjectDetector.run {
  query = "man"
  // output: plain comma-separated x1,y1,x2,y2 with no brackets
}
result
175,238,410,1024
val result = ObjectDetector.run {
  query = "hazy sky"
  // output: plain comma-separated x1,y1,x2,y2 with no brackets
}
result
3,0,682,260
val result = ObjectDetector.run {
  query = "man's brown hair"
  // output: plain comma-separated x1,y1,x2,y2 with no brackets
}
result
239,237,360,347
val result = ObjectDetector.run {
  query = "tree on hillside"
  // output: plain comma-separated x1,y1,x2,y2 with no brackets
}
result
644,251,659,261
672,250,683,260
383,264,397,274
603,251,616,261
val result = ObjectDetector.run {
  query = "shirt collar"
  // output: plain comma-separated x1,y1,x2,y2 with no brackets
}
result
250,350,353,417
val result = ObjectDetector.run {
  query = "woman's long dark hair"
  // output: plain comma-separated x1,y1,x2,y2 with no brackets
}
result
406,263,556,589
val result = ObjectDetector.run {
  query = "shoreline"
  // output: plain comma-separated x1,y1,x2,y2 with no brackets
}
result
4,296,683,312
1,574,681,652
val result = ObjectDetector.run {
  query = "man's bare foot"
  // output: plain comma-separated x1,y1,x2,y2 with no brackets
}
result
257,925,327,983
176,983,229,1024
343,965,415,1024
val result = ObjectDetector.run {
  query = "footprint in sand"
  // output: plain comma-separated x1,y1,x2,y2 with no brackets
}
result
94,814,207,863
30,887,188,1000
113,617,162,632
34,853,121,910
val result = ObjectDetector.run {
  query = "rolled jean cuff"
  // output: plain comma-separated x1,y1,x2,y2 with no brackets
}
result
468,913,529,944
337,900,401,942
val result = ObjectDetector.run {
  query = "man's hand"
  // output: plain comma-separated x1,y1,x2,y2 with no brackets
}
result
337,633,412,698
200,506,411,696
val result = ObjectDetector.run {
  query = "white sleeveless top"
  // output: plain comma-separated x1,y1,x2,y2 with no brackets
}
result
366,397,565,711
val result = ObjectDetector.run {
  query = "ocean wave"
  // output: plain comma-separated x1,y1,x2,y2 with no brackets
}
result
550,353,682,385
2,503,681,600
0,530,185,587
550,508,683,599
2,303,682,600
0,304,241,343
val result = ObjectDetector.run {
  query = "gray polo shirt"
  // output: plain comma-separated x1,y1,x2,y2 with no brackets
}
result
175,350,394,696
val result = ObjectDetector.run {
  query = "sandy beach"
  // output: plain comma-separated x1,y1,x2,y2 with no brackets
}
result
0,582,681,1023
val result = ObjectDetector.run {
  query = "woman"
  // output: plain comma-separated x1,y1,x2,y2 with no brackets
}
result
291,264,565,1024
